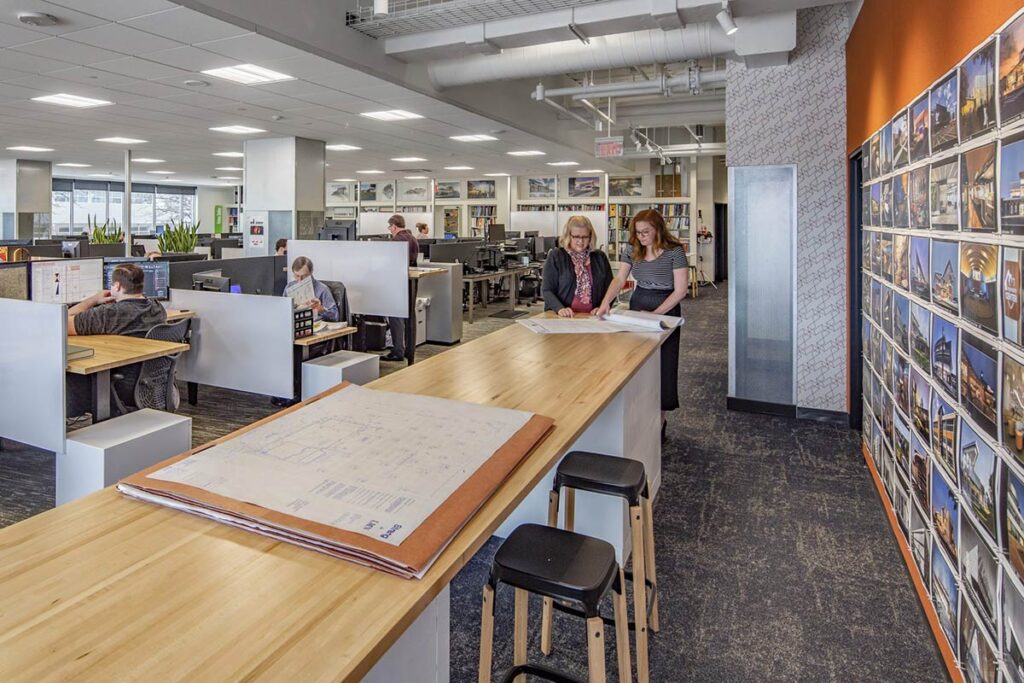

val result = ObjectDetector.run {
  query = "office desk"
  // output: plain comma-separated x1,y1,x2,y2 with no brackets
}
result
405,267,445,365
292,326,358,398
2,319,665,682
164,309,196,323
462,266,531,324
66,335,190,422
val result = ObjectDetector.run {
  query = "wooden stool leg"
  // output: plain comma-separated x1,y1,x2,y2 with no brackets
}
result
541,490,560,656
565,487,575,532
613,567,633,683
478,584,495,683
514,588,529,683
586,616,607,683
642,494,660,633
629,505,650,683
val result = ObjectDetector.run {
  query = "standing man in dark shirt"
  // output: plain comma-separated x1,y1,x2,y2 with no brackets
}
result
67,263,168,417
384,214,417,362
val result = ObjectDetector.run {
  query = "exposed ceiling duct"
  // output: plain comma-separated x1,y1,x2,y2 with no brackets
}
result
535,68,727,101
427,24,734,89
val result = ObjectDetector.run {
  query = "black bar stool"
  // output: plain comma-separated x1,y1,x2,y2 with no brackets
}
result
478,523,631,683
541,451,659,683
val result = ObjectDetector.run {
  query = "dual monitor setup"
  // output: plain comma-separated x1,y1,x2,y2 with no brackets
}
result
0,257,170,304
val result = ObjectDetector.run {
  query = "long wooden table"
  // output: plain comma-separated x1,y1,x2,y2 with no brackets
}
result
1,318,664,681
66,335,191,422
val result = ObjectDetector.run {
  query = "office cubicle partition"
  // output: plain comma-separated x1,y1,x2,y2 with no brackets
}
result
168,255,285,295
0,299,66,453
169,289,293,398
288,240,408,317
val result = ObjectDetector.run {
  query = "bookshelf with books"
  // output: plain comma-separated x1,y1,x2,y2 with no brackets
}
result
515,204,554,212
469,205,496,236
606,200,690,260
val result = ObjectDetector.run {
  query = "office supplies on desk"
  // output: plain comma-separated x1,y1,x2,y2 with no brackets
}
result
118,383,554,578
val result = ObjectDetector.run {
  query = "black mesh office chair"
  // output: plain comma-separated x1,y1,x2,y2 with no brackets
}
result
111,319,192,415
320,279,352,350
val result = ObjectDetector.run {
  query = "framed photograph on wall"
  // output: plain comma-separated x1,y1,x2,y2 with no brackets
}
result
609,176,643,197
960,39,997,140
870,183,881,226
960,332,998,439
961,143,996,232
931,239,959,313
910,167,930,228
379,182,395,201
359,182,378,202
568,176,601,198
870,132,881,177
894,234,909,290
892,110,909,169
325,182,354,206
881,122,893,175
397,179,430,201
894,173,910,227
911,304,932,376
1003,352,1024,465
467,180,496,199
929,160,959,230
1000,12,1024,125
1001,132,1024,235
435,181,461,200
930,72,959,154
910,94,930,162
930,540,958,651
910,236,931,301
1004,247,1023,347
528,177,556,198
930,390,957,477
960,243,999,336
931,314,959,399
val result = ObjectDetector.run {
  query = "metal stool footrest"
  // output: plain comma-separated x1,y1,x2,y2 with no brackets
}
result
550,575,657,632
498,663,585,683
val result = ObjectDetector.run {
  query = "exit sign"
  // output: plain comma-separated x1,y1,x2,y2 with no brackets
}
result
595,136,624,158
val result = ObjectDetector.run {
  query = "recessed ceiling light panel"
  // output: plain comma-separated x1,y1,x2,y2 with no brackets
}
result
444,165,473,170
32,93,112,108
215,166,244,171
96,137,147,144
332,178,357,182
391,156,426,162
56,162,91,167
360,109,422,121
216,176,241,180
507,150,546,156
357,170,384,174
210,125,266,134
483,173,509,177
201,64,295,85
450,134,498,142
148,170,175,175
6,145,53,152
326,144,361,151
132,158,165,164
547,161,579,166
212,152,244,158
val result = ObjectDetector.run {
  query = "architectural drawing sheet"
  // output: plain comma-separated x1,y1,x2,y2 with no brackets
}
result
517,310,683,335
145,384,534,546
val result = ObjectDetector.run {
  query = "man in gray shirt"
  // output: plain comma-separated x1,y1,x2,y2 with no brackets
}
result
67,263,168,418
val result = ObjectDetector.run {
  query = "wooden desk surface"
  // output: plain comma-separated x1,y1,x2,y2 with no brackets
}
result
293,325,358,347
65,335,190,375
2,322,662,682
164,309,196,323
408,267,445,279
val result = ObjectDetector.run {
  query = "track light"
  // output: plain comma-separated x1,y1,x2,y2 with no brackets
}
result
716,1,738,36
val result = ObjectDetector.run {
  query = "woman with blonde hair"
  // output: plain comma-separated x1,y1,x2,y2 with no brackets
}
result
541,215,613,317
595,209,688,435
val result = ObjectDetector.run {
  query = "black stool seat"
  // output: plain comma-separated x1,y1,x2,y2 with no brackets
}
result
555,451,647,505
492,524,617,617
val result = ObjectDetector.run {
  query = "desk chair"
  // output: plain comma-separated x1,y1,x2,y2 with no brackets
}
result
111,319,192,414
320,279,352,351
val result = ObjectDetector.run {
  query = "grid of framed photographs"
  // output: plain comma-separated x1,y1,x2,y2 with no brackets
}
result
861,9,1024,682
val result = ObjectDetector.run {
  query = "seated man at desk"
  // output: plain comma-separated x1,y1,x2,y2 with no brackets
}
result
66,263,168,417
283,256,339,322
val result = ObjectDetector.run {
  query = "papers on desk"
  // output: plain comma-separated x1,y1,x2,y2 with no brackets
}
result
517,309,684,335
118,383,554,579
284,277,315,307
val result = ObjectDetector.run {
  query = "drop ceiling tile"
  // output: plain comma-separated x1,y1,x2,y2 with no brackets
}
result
231,90,314,111
11,36,125,64
46,65,135,88
0,1,107,35
48,0,175,21
91,56,190,81
255,78,324,98
0,45,73,72
161,90,237,109
63,23,181,54
121,7,250,45
143,45,235,71
195,32,306,62
111,79,188,100
291,89,376,109
0,20,46,46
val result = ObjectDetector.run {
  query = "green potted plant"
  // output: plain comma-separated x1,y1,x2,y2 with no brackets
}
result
87,215,124,244
157,218,200,254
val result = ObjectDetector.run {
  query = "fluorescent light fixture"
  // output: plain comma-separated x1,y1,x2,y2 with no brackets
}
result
215,166,244,171
132,158,165,164
576,169,605,173
212,152,244,158
357,169,384,174
483,173,509,177
56,162,91,168
716,1,738,35
148,170,175,175
326,143,361,151
360,109,422,121
88,173,116,177
31,93,112,108
210,125,266,134
508,150,546,156
332,178,357,182
391,156,426,162
404,175,428,179
201,64,295,85
6,145,53,152
450,134,497,142
547,161,579,166
444,165,473,170
96,137,147,144
216,176,241,180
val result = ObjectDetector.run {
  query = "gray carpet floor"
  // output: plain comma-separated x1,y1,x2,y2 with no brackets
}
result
0,286,948,682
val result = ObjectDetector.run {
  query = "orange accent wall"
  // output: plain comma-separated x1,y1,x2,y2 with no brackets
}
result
847,0,1020,153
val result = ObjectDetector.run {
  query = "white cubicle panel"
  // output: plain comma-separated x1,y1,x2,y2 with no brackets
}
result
288,240,409,317
510,211,557,237
0,299,66,453
169,289,293,397
358,212,433,236
221,247,246,259
136,238,159,254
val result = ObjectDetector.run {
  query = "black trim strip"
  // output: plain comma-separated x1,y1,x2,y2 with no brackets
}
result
726,396,796,418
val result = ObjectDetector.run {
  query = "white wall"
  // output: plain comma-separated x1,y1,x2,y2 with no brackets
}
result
726,5,848,414
197,185,235,233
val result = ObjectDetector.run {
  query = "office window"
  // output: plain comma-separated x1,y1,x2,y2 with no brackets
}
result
155,191,182,229
131,191,154,233
52,190,71,234
73,188,108,232
182,194,195,224
109,191,123,227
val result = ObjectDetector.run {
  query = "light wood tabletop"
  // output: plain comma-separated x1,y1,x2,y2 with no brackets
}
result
65,335,190,375
408,267,446,279
2,321,662,682
293,325,357,347
164,309,196,323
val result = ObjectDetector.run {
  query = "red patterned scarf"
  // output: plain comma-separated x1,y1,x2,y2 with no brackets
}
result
569,249,592,305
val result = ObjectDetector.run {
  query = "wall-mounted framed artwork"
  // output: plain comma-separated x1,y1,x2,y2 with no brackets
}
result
568,176,601,198
609,176,643,197
528,177,556,198
960,143,996,232
910,95,930,162
892,110,910,169
359,182,378,202
467,180,496,199
930,72,959,154
435,180,461,199
397,180,430,201
1000,13,1024,125
959,40,997,140
326,182,355,206
1001,132,1024,235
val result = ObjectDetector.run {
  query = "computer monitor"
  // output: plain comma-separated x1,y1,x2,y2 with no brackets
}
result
103,260,171,300
154,253,208,263
1,239,32,246
61,240,82,258
444,232,457,240
523,231,540,238
418,239,437,260
429,242,480,269
0,262,30,300
319,220,357,241
506,231,521,239
24,245,65,260
485,223,506,243
30,258,104,304
210,238,242,259
88,243,130,259
192,270,231,292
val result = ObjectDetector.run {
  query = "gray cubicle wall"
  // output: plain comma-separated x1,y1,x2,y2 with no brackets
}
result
169,289,293,397
0,299,66,453
169,255,285,295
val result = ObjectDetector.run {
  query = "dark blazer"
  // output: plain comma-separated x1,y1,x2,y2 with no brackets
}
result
541,247,613,312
